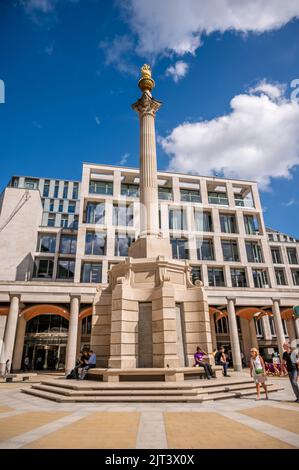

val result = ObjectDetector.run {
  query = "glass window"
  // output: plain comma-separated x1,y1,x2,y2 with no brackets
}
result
271,247,282,264
58,200,64,212
38,235,56,253
269,316,276,336
219,213,237,233
57,259,75,279
292,269,299,286
63,182,69,199
60,235,77,254
33,259,53,278
169,208,187,230
180,189,201,202
231,268,247,287
81,315,92,335
81,263,102,283
215,315,229,334
287,248,298,264
49,199,55,212
222,240,239,262
275,269,287,286
85,232,106,255
234,191,254,208
68,202,76,214
208,191,228,205
89,180,113,195
158,187,172,200
72,183,79,200
191,266,202,284
113,204,134,226
24,178,39,190
254,318,264,337
197,239,214,260
43,180,50,197
121,184,139,197
194,211,213,232
252,269,268,288
268,233,274,241
61,215,69,228
47,215,55,227
85,202,105,224
114,233,135,256
244,214,260,235
208,268,225,287
70,216,78,230
11,177,19,188
170,238,189,259
54,181,59,198
246,242,263,263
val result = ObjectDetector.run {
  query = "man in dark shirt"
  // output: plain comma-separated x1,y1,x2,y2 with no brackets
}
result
215,346,230,377
283,342,299,403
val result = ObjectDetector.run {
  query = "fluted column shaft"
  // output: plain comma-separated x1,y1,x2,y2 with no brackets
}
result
65,296,80,375
227,298,242,371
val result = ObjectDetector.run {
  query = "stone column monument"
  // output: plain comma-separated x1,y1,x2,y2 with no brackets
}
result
91,65,212,371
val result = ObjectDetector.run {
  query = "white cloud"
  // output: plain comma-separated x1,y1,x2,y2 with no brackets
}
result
21,0,57,14
45,44,54,55
119,153,130,165
283,198,297,207
94,115,101,126
166,61,189,83
249,80,286,100
160,82,299,190
99,36,138,76
123,0,299,57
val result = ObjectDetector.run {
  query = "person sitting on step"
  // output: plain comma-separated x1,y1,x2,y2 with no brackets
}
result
193,346,214,379
215,345,230,377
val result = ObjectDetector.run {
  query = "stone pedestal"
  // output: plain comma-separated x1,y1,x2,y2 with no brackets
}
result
91,257,212,369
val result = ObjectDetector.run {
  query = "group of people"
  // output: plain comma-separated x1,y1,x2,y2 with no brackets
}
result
193,345,230,379
194,342,299,402
67,349,97,380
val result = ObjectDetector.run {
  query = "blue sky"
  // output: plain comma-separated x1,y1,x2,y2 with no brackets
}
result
0,0,299,236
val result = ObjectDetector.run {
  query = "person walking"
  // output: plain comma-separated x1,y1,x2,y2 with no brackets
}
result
250,348,268,400
215,345,230,377
193,346,214,379
283,342,299,403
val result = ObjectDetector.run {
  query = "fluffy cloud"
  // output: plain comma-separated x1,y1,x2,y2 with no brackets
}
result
21,0,57,13
160,82,299,190
123,0,299,57
99,36,138,76
166,61,189,83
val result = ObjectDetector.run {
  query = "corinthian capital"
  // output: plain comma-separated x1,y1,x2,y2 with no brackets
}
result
132,90,162,117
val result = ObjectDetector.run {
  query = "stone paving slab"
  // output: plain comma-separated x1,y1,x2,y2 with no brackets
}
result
164,412,295,449
239,405,299,435
0,411,69,442
23,412,140,449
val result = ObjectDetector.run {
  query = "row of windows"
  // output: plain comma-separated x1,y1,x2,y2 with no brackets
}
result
46,214,78,229
38,235,77,254
83,201,261,235
11,177,79,200
214,315,289,338
191,266,299,288
32,254,299,287
44,199,78,214
88,180,255,208
271,247,299,265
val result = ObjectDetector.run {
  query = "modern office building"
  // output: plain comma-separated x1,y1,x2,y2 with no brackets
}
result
0,163,298,372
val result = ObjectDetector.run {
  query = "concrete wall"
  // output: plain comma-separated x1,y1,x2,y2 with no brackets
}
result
0,188,43,281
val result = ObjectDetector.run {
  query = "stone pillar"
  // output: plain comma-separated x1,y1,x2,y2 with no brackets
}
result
65,296,80,374
294,317,299,339
76,318,82,357
1,294,20,374
272,299,285,360
12,314,26,371
210,314,217,350
132,92,161,238
227,298,242,371
249,318,259,349
286,318,296,344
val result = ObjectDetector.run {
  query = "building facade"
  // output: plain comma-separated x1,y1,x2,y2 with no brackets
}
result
0,164,299,372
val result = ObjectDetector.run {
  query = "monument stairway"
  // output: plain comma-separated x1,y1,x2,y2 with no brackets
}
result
22,377,283,403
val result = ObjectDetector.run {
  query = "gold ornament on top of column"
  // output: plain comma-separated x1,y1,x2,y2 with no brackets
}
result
138,64,155,93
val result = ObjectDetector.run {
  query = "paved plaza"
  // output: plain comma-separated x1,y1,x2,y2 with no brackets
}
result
0,373,298,449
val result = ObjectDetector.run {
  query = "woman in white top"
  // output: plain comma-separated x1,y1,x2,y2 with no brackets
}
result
250,348,268,400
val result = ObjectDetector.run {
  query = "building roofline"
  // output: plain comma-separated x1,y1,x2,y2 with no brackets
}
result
82,162,258,185
8,175,81,184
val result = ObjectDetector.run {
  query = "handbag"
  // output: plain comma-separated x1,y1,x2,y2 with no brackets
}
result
255,368,264,374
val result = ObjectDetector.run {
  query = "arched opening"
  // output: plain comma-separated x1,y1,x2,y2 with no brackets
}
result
78,307,92,353
21,305,70,371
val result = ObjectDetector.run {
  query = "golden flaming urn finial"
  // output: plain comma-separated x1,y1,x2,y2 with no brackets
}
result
138,64,155,93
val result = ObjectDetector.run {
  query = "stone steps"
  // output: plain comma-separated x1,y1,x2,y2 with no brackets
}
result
22,379,283,403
